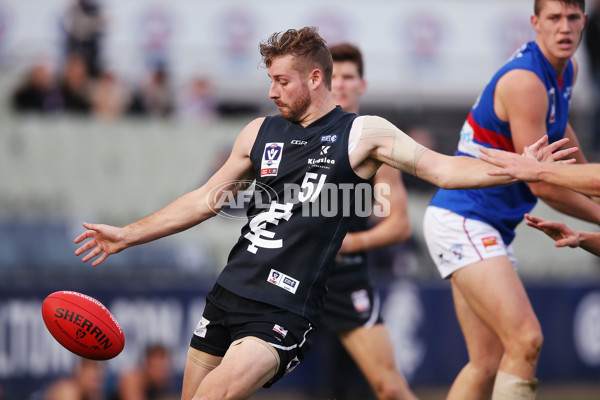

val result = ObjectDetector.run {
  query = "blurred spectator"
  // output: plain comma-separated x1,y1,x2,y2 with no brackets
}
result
91,71,130,120
45,358,106,400
127,67,174,118
111,344,177,400
585,0,600,157
177,77,218,123
58,52,92,115
62,0,106,78
11,62,61,114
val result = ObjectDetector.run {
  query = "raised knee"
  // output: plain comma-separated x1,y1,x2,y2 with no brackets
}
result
372,377,413,400
523,331,544,363
374,383,401,400
507,328,544,363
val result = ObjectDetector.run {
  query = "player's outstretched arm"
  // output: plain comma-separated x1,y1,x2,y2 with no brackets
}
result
351,116,515,189
525,214,600,257
481,146,600,197
417,135,574,189
414,150,516,189
480,136,577,179
74,118,262,267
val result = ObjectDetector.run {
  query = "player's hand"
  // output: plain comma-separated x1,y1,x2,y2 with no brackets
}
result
480,137,578,180
337,232,368,254
338,233,355,254
74,222,126,266
524,213,581,248
524,136,578,163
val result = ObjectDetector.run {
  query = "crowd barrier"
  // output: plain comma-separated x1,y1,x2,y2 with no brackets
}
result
1,280,599,398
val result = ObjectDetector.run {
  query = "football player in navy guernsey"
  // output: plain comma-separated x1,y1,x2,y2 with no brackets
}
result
422,1,598,399
320,42,417,400
74,27,562,399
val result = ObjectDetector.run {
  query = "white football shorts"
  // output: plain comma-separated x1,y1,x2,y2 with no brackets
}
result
423,206,517,279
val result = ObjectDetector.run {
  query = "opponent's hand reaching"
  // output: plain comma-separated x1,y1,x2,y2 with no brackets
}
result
523,135,573,162
479,136,578,181
74,222,127,267
524,214,581,248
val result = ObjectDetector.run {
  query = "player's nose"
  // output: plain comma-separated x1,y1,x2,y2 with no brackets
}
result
269,83,279,99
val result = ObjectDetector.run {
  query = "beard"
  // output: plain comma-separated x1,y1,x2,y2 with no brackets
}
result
275,83,311,122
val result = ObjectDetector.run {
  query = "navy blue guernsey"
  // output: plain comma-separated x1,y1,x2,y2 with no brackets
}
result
328,180,373,286
216,106,368,325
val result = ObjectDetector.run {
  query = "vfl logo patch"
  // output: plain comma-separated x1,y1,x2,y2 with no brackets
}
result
482,236,499,248
351,289,370,313
194,316,210,338
261,142,284,177
267,268,300,294
320,134,338,143
273,324,288,338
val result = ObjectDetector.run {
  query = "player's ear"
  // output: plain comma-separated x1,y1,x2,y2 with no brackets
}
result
530,14,540,34
309,69,322,89
359,78,367,95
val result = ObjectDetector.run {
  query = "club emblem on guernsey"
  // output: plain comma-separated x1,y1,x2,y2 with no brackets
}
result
245,201,293,253
261,142,284,177
320,134,338,143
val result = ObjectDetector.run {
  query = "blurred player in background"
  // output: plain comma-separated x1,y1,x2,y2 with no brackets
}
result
45,358,105,400
422,1,598,399
112,344,177,400
74,27,527,399
320,42,417,400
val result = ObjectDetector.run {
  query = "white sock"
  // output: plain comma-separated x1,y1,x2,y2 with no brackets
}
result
491,370,539,400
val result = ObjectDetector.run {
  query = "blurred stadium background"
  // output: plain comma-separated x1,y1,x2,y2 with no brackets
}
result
0,0,599,399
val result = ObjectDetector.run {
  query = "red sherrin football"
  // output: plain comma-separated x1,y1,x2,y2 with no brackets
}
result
42,291,125,360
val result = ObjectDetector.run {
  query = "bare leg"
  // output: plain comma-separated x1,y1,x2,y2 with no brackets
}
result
448,257,543,399
339,324,418,400
447,278,504,400
181,348,222,400
182,337,279,400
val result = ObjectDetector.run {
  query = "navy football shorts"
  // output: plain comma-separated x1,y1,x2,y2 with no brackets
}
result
320,280,384,332
189,284,315,387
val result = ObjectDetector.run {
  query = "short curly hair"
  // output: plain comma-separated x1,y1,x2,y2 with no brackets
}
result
259,26,332,89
